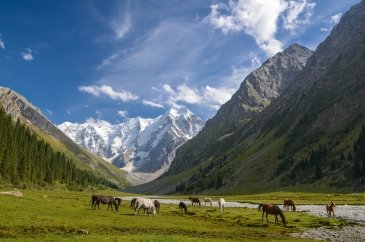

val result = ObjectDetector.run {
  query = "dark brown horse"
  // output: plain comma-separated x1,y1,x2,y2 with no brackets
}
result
154,200,160,214
91,195,119,211
179,201,188,214
326,201,336,217
283,199,296,212
258,204,287,226
188,197,201,206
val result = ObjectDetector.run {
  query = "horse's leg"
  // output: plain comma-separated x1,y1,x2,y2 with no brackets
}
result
262,210,264,223
266,212,269,223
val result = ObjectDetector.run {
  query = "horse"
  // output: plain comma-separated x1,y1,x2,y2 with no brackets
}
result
91,195,119,211
218,198,225,212
326,201,336,217
130,198,137,208
258,204,287,226
114,197,122,207
188,197,201,206
154,200,160,214
179,201,188,214
204,197,213,206
134,197,156,216
283,199,296,212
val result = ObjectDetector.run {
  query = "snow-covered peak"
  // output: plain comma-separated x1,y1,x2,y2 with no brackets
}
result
58,109,205,185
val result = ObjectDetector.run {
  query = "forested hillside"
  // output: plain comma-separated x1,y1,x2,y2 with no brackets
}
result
0,107,117,189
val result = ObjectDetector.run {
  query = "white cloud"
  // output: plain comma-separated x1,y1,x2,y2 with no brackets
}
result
161,84,235,110
330,13,342,24
97,52,121,69
249,52,262,68
21,48,33,61
117,110,128,117
203,85,236,106
204,0,315,56
0,36,4,49
320,27,330,32
142,99,164,109
78,85,138,102
111,10,132,39
283,0,316,31
46,109,54,115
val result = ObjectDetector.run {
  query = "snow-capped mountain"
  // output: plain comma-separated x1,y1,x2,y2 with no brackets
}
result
58,108,205,184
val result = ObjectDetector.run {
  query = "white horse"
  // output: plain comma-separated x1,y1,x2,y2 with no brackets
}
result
218,198,225,212
204,197,213,206
134,197,156,216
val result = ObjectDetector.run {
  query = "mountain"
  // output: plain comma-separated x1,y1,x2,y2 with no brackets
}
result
168,43,313,174
125,0,365,194
0,87,127,188
58,108,204,185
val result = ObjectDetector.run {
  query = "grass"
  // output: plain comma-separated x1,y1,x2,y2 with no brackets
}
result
0,188,362,241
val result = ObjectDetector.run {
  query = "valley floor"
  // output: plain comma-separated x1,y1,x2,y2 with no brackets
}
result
0,189,364,241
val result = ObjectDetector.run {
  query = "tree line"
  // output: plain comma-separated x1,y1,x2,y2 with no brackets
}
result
0,107,117,189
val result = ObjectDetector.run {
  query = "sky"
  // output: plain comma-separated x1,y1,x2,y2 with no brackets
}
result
0,0,361,124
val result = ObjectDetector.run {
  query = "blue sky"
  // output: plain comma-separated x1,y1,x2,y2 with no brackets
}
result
0,0,360,124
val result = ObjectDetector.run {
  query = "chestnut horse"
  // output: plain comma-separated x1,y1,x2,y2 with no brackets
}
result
258,204,287,226
326,201,336,217
283,199,296,212
188,197,201,206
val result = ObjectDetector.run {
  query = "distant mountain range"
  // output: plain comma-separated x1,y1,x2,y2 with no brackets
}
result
126,0,365,194
58,108,204,185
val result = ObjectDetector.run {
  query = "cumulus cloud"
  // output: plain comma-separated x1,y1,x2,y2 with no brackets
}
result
117,110,128,118
204,0,315,56
21,48,33,61
78,85,138,102
142,99,164,109
330,13,342,24
161,84,235,110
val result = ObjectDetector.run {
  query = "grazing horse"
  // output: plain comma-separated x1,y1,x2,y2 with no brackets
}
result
326,201,336,217
218,198,225,212
258,204,287,226
91,195,119,211
283,199,296,212
188,197,201,206
130,198,137,208
154,200,160,214
204,197,213,206
179,201,188,214
114,197,122,207
134,197,156,216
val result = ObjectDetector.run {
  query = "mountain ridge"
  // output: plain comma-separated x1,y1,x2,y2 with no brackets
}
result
58,107,205,185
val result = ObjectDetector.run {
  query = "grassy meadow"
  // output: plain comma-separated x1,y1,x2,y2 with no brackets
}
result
0,188,363,241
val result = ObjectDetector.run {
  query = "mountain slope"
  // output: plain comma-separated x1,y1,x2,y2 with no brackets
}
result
125,0,365,194
0,87,128,187
58,108,204,185
167,44,313,175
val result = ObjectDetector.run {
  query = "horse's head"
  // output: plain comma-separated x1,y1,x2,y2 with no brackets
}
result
331,201,336,207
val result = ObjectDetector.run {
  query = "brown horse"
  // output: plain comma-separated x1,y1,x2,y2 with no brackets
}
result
283,199,296,212
91,195,119,211
326,201,336,217
179,201,188,214
154,200,160,214
188,197,201,206
258,204,287,226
